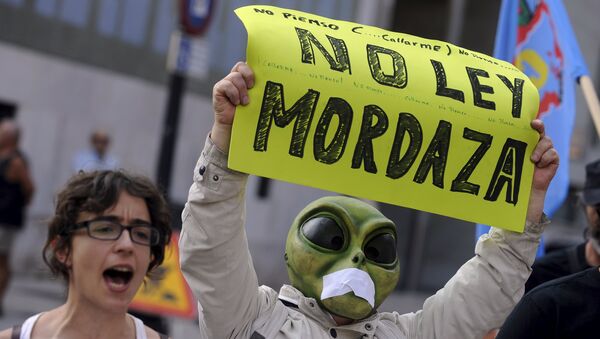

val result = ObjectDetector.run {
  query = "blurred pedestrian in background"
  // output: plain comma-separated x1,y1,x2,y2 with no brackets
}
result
0,170,171,339
0,119,34,316
72,129,119,172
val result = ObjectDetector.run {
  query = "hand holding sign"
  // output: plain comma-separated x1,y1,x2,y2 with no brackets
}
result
527,119,559,224
211,61,255,152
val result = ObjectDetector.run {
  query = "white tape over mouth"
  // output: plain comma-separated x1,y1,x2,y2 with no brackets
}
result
320,268,375,307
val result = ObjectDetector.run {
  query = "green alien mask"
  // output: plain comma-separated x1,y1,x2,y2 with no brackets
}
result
285,196,400,320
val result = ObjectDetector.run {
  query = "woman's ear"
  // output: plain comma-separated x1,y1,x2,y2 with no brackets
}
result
55,244,72,268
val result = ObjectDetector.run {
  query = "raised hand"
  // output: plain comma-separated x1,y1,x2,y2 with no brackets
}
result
211,61,255,152
526,119,559,223
529,119,559,192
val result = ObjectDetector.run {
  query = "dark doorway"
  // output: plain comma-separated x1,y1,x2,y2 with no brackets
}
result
0,101,17,121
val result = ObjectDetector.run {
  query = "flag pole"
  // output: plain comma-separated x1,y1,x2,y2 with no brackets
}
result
579,75,600,137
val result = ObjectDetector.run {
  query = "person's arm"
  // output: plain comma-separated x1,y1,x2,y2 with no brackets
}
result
395,120,558,339
7,155,34,204
179,62,259,339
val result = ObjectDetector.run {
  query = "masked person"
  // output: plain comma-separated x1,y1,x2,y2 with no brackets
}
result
179,62,559,339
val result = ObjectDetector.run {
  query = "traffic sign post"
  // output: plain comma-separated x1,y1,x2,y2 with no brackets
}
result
156,0,215,197
179,0,215,36
166,31,209,79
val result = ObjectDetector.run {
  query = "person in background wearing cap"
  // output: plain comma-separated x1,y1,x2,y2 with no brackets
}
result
522,158,600,293
496,159,600,339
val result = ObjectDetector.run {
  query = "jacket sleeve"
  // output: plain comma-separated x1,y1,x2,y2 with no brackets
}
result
396,217,549,339
179,136,260,339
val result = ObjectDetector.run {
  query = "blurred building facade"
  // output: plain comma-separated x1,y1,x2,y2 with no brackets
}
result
0,0,598,294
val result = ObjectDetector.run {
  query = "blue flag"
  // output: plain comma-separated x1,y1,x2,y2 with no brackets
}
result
476,0,589,255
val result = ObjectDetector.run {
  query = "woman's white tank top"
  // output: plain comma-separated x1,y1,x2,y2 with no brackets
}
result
16,312,148,339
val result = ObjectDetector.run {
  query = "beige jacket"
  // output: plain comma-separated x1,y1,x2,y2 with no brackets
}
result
180,137,548,339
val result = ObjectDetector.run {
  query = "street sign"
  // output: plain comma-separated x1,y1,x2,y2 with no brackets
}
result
179,0,215,36
130,232,196,318
166,30,209,79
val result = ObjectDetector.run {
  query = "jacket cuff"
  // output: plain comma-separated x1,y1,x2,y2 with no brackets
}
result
203,134,230,170
523,213,551,234
193,135,247,185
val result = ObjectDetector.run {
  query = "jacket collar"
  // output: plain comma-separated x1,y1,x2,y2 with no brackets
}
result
278,285,380,337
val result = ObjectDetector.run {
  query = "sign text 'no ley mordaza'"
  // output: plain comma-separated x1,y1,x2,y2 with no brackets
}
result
229,6,540,232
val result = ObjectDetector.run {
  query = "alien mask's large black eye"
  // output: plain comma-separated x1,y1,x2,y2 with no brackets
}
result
364,233,397,265
301,216,344,251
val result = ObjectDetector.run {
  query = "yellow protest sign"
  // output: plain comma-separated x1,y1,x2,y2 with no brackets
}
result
229,5,540,232
130,232,195,318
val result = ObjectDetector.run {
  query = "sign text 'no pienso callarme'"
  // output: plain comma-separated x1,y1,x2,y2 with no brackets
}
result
229,6,540,232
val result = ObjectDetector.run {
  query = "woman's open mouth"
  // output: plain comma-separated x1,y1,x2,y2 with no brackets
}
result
103,266,134,293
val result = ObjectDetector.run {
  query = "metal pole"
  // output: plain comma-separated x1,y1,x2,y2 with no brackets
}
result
156,72,187,198
579,75,600,138
446,0,467,44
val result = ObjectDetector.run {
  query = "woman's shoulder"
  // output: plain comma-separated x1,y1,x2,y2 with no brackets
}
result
0,327,13,339
0,313,44,339
129,314,168,339
144,326,169,339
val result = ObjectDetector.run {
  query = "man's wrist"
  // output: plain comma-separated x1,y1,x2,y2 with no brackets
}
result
210,122,232,153
526,189,546,223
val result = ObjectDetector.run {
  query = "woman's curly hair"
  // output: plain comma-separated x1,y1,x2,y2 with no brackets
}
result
43,170,172,281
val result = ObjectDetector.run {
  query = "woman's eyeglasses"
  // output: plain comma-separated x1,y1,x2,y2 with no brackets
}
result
70,219,160,246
